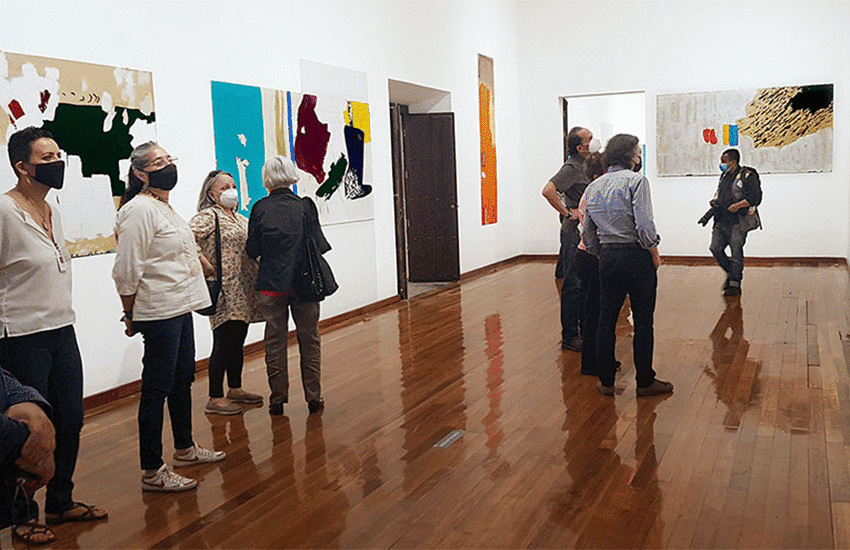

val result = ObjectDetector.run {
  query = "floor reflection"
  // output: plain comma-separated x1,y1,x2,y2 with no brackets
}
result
707,296,762,430
482,313,508,477
398,291,467,484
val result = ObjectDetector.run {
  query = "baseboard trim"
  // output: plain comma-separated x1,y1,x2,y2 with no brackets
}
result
83,253,847,411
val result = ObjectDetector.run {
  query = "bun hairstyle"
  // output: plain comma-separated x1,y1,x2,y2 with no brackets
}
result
119,141,159,208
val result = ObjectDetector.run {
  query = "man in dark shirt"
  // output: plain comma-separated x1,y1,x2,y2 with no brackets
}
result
708,149,762,297
542,126,594,351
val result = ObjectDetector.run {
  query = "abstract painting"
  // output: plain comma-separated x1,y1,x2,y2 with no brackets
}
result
0,51,157,256
210,81,373,225
478,55,497,225
656,84,833,176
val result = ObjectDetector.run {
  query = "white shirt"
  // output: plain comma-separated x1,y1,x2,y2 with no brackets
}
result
0,194,75,336
112,194,211,321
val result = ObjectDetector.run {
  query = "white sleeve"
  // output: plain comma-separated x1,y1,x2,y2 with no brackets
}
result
112,202,155,296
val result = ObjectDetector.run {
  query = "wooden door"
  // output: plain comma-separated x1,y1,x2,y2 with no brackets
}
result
401,113,460,282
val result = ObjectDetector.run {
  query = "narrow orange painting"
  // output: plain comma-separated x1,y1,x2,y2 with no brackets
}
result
479,55,497,225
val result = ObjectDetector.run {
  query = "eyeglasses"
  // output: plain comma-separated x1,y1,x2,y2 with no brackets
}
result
144,156,177,171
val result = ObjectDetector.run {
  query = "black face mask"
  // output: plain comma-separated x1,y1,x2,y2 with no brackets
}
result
147,163,178,190
632,160,642,173
31,161,65,189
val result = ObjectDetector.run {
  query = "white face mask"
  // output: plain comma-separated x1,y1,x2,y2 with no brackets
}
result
589,137,602,154
219,188,239,210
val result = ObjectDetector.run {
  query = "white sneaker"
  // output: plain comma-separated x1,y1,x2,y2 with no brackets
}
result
172,445,226,467
142,464,197,492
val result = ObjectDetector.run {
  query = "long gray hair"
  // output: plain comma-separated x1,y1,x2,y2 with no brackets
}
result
197,169,234,212
119,141,159,208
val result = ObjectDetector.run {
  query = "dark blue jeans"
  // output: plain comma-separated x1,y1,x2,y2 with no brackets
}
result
0,325,84,514
134,313,196,471
559,226,583,343
710,222,747,284
597,246,657,388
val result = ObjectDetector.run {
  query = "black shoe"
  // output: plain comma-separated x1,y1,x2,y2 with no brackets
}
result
308,398,325,414
723,285,741,296
269,403,284,416
722,277,731,291
580,369,596,376
561,336,583,352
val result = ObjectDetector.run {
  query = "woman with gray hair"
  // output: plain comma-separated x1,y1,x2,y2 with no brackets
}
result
190,170,262,416
246,156,330,416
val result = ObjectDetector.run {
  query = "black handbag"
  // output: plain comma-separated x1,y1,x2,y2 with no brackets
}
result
294,198,338,302
196,212,222,316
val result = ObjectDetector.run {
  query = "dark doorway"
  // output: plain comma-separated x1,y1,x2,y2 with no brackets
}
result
390,101,460,297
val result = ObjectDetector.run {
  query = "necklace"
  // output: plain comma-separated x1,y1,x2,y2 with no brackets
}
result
15,188,52,235
142,189,170,205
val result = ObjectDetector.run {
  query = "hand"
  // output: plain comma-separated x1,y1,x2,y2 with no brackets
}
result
121,314,137,337
6,402,55,492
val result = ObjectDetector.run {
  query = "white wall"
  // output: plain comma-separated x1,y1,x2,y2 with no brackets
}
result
519,0,850,259
1,0,523,397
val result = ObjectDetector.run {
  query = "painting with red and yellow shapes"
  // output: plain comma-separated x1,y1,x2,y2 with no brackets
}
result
478,55,497,225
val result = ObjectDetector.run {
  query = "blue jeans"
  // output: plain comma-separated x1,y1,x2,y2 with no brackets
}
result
0,325,84,514
710,222,747,284
134,313,196,471
597,246,658,388
559,226,583,343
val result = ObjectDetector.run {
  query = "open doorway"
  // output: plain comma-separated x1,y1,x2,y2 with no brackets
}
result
389,80,459,299
561,91,646,163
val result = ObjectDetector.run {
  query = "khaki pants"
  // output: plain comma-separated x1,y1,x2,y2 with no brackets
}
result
259,294,321,405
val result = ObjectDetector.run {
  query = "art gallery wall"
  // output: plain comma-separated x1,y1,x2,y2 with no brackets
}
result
1,0,523,397
518,0,850,260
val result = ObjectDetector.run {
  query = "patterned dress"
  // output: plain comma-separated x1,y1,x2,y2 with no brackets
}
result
190,205,262,330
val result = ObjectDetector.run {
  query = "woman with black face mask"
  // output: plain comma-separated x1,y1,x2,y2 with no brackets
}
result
112,142,226,494
0,126,107,545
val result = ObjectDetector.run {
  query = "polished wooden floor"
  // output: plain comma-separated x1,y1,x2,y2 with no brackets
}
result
6,260,850,549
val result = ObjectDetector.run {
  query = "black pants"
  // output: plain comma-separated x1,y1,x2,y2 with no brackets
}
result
575,249,606,374
134,313,196,471
208,320,249,398
0,325,84,515
597,246,657,388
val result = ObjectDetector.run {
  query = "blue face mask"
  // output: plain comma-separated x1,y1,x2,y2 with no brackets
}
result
719,163,729,172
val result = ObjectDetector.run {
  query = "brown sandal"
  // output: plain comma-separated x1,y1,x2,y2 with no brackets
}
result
45,501,108,524
12,521,56,545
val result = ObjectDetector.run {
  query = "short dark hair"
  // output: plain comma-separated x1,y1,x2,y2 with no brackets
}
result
567,126,587,156
584,152,605,180
8,126,54,173
603,134,640,170
722,148,740,163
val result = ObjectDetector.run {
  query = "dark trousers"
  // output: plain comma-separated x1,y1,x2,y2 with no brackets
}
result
134,313,196,471
208,320,249,398
709,222,747,284
597,246,657,388
0,325,83,514
559,227,584,343
575,249,603,374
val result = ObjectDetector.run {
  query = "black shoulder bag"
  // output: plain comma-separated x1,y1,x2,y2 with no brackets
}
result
294,198,338,302
197,212,222,316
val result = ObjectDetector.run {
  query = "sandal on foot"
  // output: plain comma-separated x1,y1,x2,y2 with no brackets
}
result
13,521,55,545
45,501,108,524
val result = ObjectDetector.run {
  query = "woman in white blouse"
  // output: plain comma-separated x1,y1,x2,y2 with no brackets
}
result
190,170,262,415
0,127,106,545
112,142,226,493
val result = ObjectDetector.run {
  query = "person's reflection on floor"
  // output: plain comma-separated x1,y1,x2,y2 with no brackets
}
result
707,296,761,429
209,414,260,499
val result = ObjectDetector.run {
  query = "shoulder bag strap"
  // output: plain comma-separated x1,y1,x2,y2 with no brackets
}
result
213,211,222,284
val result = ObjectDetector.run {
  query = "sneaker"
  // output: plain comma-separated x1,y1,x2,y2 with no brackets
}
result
172,445,226,468
722,277,731,291
308,398,325,414
142,464,197,492
723,285,741,297
561,336,583,352
597,381,615,396
205,398,243,416
226,389,263,404
636,379,674,397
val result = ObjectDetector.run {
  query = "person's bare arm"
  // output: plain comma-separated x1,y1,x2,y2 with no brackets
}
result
6,402,55,492
542,181,574,219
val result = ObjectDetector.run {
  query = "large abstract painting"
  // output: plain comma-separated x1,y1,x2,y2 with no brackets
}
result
0,51,157,256
210,81,373,225
656,84,833,176
478,54,497,225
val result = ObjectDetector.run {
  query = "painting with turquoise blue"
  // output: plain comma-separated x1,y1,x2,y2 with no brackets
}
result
210,80,374,225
